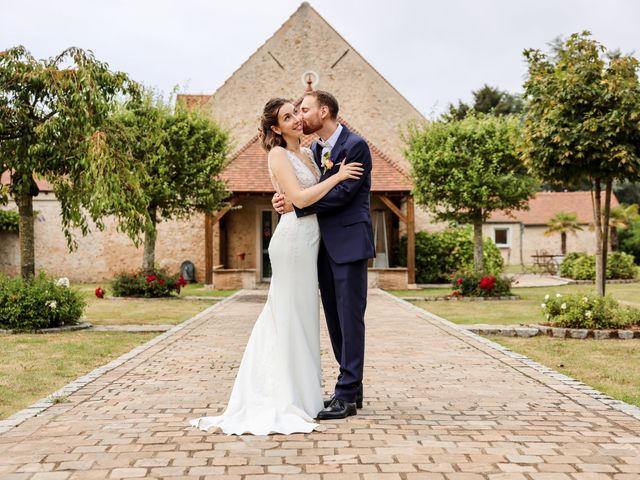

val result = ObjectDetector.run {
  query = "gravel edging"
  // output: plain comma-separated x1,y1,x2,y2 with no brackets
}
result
0,322,93,335
380,289,640,421
0,290,244,435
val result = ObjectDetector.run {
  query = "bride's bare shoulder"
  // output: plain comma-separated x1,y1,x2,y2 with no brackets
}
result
268,146,287,162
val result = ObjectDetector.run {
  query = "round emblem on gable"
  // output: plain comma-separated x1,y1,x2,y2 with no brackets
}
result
301,71,319,89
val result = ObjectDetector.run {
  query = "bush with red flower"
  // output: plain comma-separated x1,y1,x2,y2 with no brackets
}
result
111,269,188,298
450,270,512,297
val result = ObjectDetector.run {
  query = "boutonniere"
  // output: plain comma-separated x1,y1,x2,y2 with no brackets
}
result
321,150,334,174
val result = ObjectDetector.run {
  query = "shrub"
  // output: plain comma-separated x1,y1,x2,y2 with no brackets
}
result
0,209,19,232
607,252,637,279
111,269,187,298
559,252,638,280
0,273,85,331
451,270,512,297
559,252,583,277
541,292,640,329
398,226,504,283
619,218,640,263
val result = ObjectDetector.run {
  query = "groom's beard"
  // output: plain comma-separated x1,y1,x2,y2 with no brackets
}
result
302,119,322,135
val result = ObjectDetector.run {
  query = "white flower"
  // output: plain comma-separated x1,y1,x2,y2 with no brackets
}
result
55,277,70,288
561,303,567,310
46,300,58,310
556,293,562,298
541,303,546,309
546,313,550,320
585,310,592,318
544,294,550,301
582,297,589,303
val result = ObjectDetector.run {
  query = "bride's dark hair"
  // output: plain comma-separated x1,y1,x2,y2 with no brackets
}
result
259,97,289,151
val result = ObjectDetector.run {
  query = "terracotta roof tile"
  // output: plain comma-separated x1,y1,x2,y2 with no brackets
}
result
488,191,619,225
1,171,53,193
221,117,411,193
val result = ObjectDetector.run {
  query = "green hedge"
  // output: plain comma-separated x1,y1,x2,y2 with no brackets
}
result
0,209,19,232
398,226,504,283
560,252,638,280
0,273,85,331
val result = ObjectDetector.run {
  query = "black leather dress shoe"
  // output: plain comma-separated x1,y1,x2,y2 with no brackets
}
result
316,398,357,420
324,393,363,409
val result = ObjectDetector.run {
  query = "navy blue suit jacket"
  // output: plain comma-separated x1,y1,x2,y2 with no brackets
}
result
294,126,375,264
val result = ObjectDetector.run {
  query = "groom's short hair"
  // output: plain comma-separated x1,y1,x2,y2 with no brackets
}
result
305,90,339,119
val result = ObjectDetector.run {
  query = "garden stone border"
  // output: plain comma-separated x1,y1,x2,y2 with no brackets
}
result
532,324,640,339
382,289,640,421
0,290,243,435
0,322,93,335
404,295,519,301
462,323,640,339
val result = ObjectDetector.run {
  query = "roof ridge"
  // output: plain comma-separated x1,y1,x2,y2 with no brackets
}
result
337,118,410,180
230,133,261,159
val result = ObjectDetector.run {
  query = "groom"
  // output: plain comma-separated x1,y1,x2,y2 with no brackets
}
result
272,90,374,419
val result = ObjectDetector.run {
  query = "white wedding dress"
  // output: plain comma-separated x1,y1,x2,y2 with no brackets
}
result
190,148,324,435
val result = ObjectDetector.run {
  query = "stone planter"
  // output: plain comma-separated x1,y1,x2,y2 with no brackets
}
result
208,268,257,290
530,324,640,339
0,322,93,335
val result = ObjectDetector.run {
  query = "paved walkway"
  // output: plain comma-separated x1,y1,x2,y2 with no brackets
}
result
1,289,640,480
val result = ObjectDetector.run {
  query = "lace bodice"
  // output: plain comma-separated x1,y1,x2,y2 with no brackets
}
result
269,147,321,193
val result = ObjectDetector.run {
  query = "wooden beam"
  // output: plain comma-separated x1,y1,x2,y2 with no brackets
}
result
204,213,214,285
407,196,416,284
379,195,407,224
204,202,236,284
211,203,233,224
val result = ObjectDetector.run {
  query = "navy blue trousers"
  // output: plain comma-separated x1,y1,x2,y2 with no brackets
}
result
317,239,367,402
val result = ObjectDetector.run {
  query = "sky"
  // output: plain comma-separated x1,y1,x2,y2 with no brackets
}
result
2,0,640,118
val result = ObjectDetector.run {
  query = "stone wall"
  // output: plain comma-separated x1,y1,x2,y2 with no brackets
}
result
1,194,206,282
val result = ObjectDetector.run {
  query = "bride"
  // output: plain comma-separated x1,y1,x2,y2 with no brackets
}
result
190,98,363,435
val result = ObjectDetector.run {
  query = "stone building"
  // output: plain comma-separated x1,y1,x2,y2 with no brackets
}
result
483,191,619,267
1,2,425,285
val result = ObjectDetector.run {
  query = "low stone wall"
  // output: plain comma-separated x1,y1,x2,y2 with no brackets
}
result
464,323,640,339
367,268,408,290
208,269,257,290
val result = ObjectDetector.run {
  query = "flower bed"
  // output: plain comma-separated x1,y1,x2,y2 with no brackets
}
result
451,271,513,298
0,274,85,332
110,269,188,298
540,292,640,329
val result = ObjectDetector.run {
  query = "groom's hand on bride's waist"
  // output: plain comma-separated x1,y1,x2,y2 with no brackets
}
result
272,192,293,214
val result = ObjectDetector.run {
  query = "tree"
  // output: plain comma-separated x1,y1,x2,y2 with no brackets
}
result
608,204,639,251
442,84,524,122
102,91,230,273
544,211,583,255
0,46,145,280
520,32,640,295
407,113,537,273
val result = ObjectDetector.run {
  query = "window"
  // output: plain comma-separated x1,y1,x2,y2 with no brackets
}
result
493,227,510,247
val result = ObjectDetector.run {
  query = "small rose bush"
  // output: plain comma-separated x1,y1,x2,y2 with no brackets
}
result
450,271,512,297
0,273,85,331
541,292,640,329
111,269,188,298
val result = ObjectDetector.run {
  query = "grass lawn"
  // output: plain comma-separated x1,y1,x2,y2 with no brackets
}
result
490,336,640,408
70,283,225,326
0,331,157,419
398,283,640,325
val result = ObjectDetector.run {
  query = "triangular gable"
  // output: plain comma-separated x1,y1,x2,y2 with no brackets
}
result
203,2,425,172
